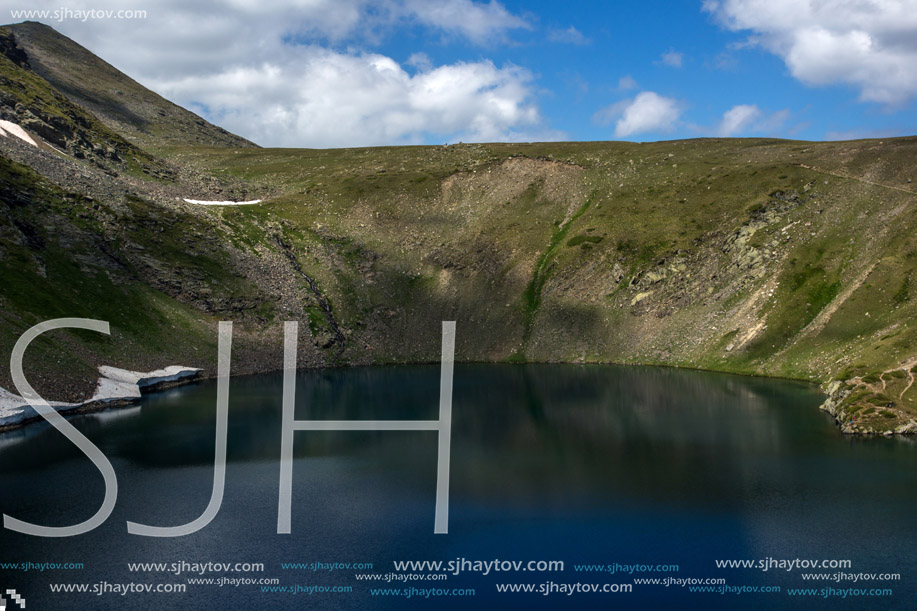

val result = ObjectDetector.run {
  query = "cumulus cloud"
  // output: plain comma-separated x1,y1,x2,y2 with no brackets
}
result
38,0,530,78
658,50,684,67
591,100,629,127
602,92,681,138
402,0,531,44
406,52,433,71
717,104,761,136
701,104,789,136
19,0,543,146
703,0,917,105
155,50,543,147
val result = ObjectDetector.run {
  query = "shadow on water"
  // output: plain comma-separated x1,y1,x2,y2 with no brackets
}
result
0,364,914,610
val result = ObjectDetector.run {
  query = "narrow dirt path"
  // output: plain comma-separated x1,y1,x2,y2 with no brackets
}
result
795,163,916,196
896,356,917,400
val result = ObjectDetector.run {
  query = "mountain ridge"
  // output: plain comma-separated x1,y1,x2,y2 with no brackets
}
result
2,21,256,151
0,22,916,436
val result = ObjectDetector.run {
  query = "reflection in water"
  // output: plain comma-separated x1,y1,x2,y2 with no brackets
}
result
0,364,914,611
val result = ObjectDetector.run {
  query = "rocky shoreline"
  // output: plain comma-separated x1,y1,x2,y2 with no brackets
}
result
819,380,917,437
0,365,201,431
6,361,917,438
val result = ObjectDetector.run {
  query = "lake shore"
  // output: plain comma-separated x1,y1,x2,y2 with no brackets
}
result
0,365,201,432
4,360,917,437
818,379,917,436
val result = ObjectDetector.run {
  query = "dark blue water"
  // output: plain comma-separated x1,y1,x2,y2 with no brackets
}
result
0,364,914,610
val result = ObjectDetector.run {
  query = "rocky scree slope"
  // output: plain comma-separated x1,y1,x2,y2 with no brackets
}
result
3,21,255,152
0,23,916,435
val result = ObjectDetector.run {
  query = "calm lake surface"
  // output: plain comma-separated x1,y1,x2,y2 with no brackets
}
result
1,364,914,610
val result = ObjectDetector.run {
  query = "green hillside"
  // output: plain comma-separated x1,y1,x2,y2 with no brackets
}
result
1,22,915,435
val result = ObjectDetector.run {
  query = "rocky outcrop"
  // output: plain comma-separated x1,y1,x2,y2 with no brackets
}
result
0,29,29,69
0,28,174,178
820,379,917,436
273,233,346,354
3,21,256,150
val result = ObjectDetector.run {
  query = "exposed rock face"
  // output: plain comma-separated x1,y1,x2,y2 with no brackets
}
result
2,22,917,437
0,26,174,177
4,21,256,150
0,29,28,68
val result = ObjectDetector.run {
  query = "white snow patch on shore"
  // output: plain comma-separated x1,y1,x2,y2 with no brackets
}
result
88,376,142,403
0,120,38,147
183,198,262,206
0,386,79,427
96,365,201,391
0,365,202,428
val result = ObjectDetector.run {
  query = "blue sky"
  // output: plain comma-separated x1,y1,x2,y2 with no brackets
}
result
13,0,917,147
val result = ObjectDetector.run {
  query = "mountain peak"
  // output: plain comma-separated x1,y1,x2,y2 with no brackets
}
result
1,21,255,150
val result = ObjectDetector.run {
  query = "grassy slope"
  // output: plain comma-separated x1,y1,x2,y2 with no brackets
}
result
5,134,917,433
0,155,221,400
1,22,915,432
164,137,917,433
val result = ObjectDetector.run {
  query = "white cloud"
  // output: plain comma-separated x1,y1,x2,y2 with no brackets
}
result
717,104,761,136
548,26,590,45
610,92,681,138
704,0,917,105
701,104,789,136
659,50,684,68
155,49,544,147
617,75,638,90
402,0,531,44
406,52,433,71
755,108,790,133
591,100,629,127
40,0,530,79
19,0,543,146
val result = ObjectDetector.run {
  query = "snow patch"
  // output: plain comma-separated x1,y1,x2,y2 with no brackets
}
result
0,365,202,429
96,365,201,391
0,386,79,428
183,198,262,206
0,119,38,147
